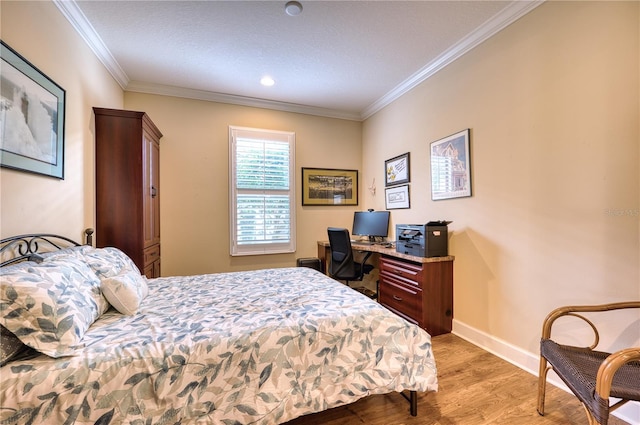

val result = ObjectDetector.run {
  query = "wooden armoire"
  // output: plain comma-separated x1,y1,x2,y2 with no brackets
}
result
93,107,162,277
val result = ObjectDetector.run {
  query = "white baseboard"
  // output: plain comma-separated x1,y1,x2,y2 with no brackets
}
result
452,319,640,425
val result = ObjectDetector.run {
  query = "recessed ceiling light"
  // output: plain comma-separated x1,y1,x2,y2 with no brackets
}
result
260,76,275,87
285,1,302,16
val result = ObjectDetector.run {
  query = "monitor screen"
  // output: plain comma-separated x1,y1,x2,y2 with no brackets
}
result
352,210,390,240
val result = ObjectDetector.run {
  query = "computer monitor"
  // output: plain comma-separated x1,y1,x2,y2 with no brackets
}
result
352,210,390,242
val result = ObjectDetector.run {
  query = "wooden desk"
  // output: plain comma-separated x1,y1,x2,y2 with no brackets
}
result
317,241,454,336
317,240,454,270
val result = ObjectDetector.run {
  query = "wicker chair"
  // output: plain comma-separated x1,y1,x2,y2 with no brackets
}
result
537,301,640,425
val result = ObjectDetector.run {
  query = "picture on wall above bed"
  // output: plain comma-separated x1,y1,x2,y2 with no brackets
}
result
0,41,65,179
430,129,471,200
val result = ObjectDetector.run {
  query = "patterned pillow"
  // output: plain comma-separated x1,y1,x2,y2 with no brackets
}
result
82,247,142,279
0,256,104,357
40,246,141,279
37,245,94,261
41,246,142,314
101,270,149,315
0,260,39,272
42,253,110,316
0,325,28,366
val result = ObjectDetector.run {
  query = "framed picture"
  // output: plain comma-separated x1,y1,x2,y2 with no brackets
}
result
430,129,471,200
385,184,410,210
385,152,410,186
0,41,65,179
302,167,358,206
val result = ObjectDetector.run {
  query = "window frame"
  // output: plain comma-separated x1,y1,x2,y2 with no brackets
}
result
229,126,296,256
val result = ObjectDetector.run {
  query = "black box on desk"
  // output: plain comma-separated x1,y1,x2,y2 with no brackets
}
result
395,221,451,257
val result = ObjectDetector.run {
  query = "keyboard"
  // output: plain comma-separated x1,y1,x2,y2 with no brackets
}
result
351,240,373,245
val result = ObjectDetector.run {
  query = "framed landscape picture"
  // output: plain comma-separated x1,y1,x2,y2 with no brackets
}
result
302,167,358,206
0,41,66,179
430,129,471,200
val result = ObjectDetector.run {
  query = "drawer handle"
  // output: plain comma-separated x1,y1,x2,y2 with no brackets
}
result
393,295,403,301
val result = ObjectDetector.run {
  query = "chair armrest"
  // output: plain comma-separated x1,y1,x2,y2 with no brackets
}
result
359,251,373,265
595,347,640,399
355,251,373,279
541,302,640,348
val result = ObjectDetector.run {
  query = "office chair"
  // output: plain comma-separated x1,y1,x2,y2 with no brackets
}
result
327,227,374,287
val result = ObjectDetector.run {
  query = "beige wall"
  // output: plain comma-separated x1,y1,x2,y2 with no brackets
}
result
363,1,640,355
124,93,362,276
0,1,363,276
0,1,123,240
2,3,639,417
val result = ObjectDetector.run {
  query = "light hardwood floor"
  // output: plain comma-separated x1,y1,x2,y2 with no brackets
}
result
284,333,629,425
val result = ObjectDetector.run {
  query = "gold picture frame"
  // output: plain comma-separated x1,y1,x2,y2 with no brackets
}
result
302,167,358,206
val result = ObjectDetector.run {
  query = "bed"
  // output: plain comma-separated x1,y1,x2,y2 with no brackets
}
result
0,233,438,424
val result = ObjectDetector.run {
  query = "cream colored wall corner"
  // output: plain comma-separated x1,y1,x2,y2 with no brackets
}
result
124,92,362,276
0,1,123,241
363,0,639,358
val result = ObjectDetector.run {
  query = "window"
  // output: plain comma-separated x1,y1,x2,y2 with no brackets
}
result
229,126,296,256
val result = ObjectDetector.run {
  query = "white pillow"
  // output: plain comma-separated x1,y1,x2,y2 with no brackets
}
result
100,270,149,315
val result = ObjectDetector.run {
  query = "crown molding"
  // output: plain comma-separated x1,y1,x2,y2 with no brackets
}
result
125,81,362,121
360,0,544,120
54,0,129,89
56,0,542,122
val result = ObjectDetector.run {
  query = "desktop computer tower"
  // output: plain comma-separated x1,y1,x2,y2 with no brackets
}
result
296,257,323,273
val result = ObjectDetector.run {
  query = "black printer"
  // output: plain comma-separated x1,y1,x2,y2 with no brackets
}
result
395,221,451,257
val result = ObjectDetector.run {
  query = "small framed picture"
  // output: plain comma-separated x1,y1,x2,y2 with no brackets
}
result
385,152,410,186
430,129,471,200
385,184,410,210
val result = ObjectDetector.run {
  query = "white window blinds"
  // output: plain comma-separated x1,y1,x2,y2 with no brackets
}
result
229,127,296,256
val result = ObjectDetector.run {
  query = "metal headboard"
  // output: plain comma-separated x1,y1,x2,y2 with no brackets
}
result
0,228,94,267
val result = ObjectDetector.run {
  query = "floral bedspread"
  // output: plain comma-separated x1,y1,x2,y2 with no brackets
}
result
0,267,437,424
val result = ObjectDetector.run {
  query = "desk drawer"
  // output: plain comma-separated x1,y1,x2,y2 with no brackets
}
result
379,276,422,323
379,256,423,287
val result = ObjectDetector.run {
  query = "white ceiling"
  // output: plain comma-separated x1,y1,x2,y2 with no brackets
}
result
59,0,541,121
